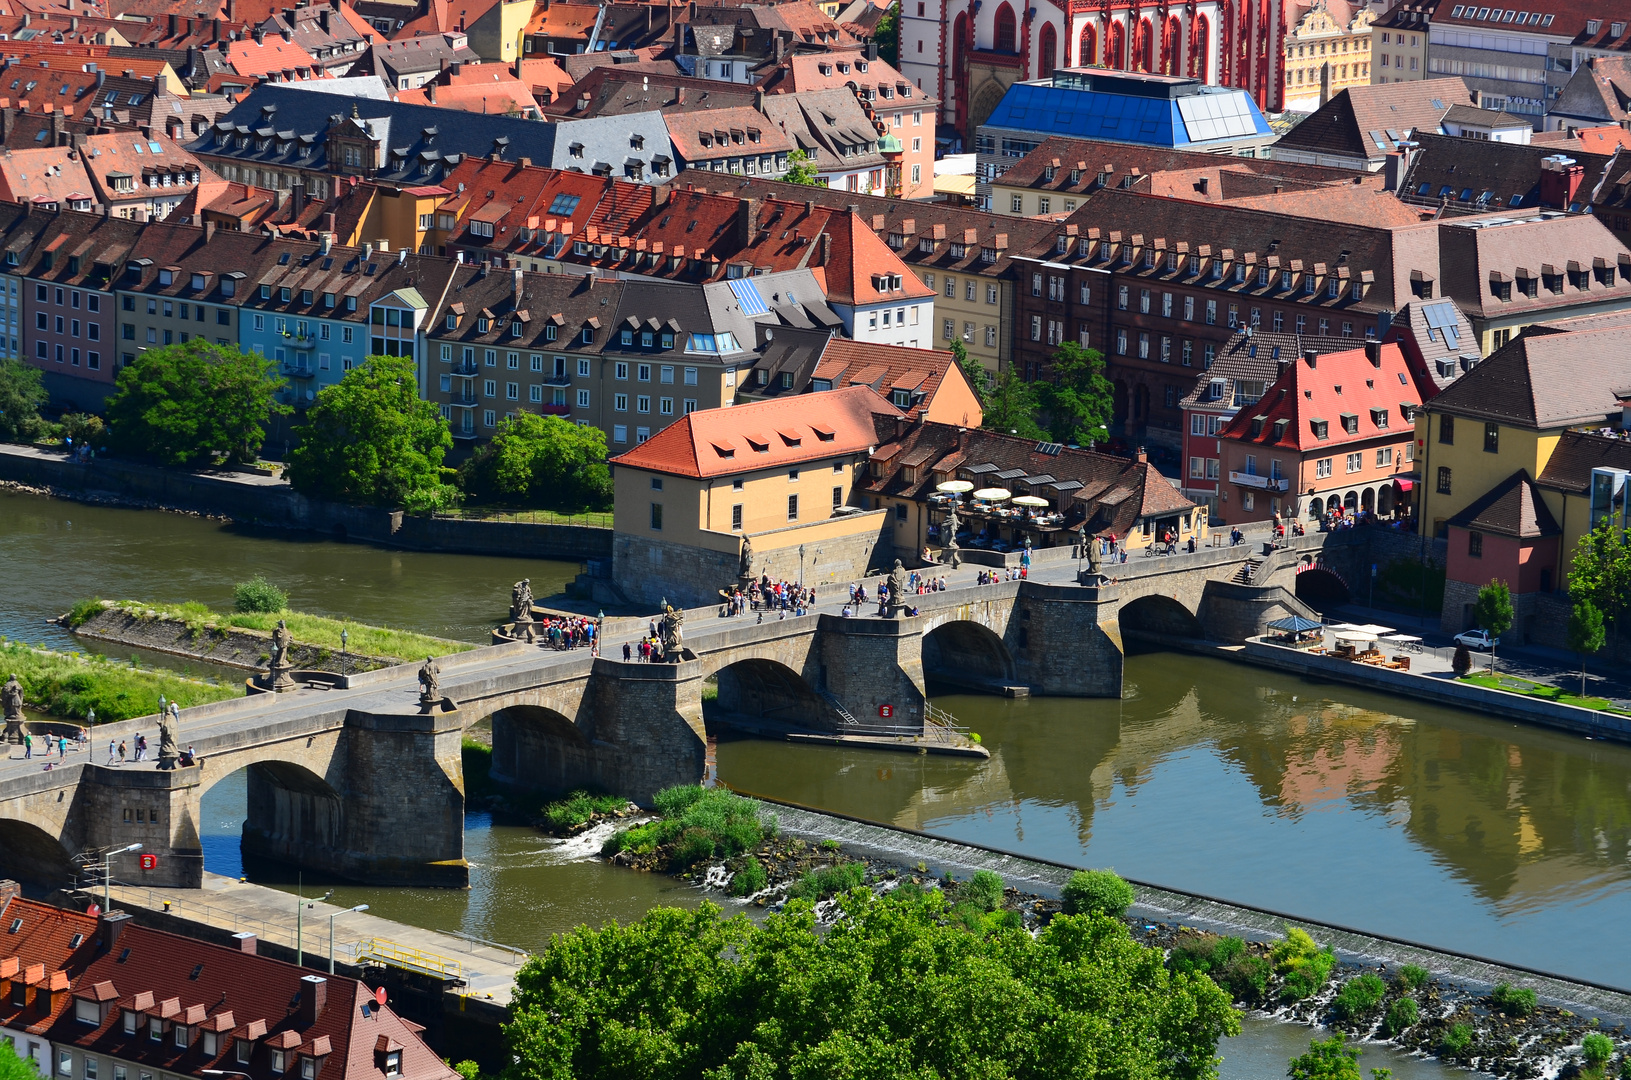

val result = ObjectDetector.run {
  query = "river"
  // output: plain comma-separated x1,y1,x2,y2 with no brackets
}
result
11,489,1626,1074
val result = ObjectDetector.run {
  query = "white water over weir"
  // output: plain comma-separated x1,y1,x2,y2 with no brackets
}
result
750,793,1631,1023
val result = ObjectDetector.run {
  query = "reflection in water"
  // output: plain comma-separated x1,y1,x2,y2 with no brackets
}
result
719,652,1631,986
0,490,579,649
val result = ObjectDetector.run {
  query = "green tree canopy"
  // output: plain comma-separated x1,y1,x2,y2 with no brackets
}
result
1472,579,1514,673
0,359,47,444
948,339,988,410
503,889,1239,1080
1287,1035,1363,1080
872,1,899,66
0,1032,39,1080
981,367,1045,440
286,355,451,507
1567,597,1606,697
1568,519,1631,627
1039,341,1114,447
104,340,287,466
460,413,612,511
782,149,821,186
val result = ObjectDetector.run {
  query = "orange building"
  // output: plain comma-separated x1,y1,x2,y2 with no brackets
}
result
1215,339,1433,525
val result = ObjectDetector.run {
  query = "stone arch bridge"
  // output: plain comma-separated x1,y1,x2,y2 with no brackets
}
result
0,532,1353,891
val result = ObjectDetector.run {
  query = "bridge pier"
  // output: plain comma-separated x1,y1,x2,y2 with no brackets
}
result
816,615,928,732
1012,583,1124,697
80,764,205,889
581,658,708,804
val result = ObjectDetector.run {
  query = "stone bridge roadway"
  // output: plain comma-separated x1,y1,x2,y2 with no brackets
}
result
0,529,1354,892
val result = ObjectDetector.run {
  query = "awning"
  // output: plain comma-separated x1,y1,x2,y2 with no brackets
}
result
1393,477,1415,492
1268,615,1323,633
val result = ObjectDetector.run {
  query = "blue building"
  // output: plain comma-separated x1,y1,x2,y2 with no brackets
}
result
975,69,1275,209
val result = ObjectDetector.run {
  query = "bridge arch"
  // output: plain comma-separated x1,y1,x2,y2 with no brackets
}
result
1119,593,1203,638
487,703,596,794
1295,565,1350,606
0,816,77,886
922,620,1015,691
711,657,831,733
200,758,344,877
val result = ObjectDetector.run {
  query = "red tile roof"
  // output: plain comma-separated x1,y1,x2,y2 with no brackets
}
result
610,383,901,477
222,34,321,78
0,890,100,1036
1216,341,1429,451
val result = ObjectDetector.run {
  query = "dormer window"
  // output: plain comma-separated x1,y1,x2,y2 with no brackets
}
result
158,269,174,286
630,134,644,150
476,317,490,333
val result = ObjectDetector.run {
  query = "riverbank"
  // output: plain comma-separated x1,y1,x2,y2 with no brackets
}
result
0,638,237,721
66,600,475,674
0,444,610,561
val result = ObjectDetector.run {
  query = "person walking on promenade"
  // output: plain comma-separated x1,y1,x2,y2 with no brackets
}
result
118,740,127,764
108,739,117,765
23,732,30,759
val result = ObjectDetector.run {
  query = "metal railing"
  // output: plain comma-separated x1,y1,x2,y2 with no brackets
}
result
351,938,461,980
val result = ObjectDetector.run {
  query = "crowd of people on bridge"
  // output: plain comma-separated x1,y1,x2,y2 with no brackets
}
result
719,577,818,618
533,616,596,651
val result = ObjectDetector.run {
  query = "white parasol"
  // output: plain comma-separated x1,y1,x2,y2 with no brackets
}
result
1012,495,1049,507
937,480,975,494
973,487,1012,501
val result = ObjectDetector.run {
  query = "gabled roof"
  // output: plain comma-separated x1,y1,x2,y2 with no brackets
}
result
801,338,980,425
1445,469,1560,538
1179,331,1355,410
1393,131,1617,215
1424,325,1631,428
609,383,900,478
1273,78,1474,164
1216,341,1428,451
1552,55,1631,126
1436,210,1631,319
0,889,99,1036
662,105,793,163
1536,429,1631,494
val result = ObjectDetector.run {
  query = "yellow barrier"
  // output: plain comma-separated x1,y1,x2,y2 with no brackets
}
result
354,938,462,980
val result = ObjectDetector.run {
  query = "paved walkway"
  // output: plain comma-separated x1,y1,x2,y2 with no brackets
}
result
106,874,525,1005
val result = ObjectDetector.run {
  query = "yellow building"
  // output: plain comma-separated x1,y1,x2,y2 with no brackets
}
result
1282,0,1375,114
608,385,908,607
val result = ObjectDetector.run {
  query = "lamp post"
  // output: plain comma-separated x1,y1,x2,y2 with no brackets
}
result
293,875,333,968
103,843,141,909
328,904,369,974
340,628,348,656
203,1070,254,1079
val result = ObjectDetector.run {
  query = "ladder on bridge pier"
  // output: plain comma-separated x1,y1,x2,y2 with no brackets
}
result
816,688,860,726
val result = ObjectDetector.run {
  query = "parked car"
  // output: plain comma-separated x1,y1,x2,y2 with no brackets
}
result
1454,629,1500,651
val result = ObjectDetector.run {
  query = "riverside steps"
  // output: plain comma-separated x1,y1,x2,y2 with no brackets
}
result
0,526,1411,891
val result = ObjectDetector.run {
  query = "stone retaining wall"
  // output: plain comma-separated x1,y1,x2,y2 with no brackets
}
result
0,446,611,561
70,605,393,674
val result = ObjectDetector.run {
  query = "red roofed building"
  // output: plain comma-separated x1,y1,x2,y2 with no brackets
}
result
394,64,540,117
739,337,983,429
13,904,458,1080
0,881,99,1073
1214,339,1432,526
608,384,902,605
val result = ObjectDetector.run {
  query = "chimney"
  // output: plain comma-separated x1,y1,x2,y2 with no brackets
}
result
204,220,216,243
820,232,830,264
227,0,236,23
297,976,327,1028
1382,151,1405,192
513,265,523,306
1196,175,1209,195
1538,155,1585,209
449,60,462,76
396,247,407,265
1303,349,1318,369
363,242,373,260
168,12,177,36
290,179,306,218
323,210,336,234
231,932,257,955
1365,340,1381,365
1135,446,1147,464
866,40,878,61
280,27,292,41
736,197,759,246
0,879,19,909
427,82,436,104
320,233,332,254
253,27,264,44
100,911,132,953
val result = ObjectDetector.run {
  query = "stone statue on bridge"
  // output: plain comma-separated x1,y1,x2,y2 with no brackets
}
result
1084,528,1103,585
510,578,533,623
657,603,686,662
943,502,961,569
418,656,441,711
156,703,180,769
885,559,910,618
2,674,23,744
738,537,753,580
266,619,297,692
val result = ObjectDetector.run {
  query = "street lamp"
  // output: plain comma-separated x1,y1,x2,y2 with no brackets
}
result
328,904,368,974
293,875,333,969
202,1070,253,1079
103,843,140,910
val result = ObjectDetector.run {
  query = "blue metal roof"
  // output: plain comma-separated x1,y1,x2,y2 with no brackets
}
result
982,81,1271,148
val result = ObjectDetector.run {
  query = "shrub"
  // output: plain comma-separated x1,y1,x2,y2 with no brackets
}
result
1396,964,1430,991
1271,927,1336,1002
1217,955,1270,1006
1490,983,1537,1017
1583,1032,1614,1068
1169,933,1244,977
451,1062,480,1080
59,412,105,448
786,861,865,901
602,785,768,869
1332,973,1387,1023
1288,1034,1363,1080
1452,644,1472,676
1441,1023,1474,1057
963,870,1005,913
233,575,287,614
539,791,628,833
1061,869,1134,917
731,856,768,897
1382,997,1419,1037
66,598,105,628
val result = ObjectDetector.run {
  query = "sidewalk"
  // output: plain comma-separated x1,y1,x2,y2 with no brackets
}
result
1328,600,1631,712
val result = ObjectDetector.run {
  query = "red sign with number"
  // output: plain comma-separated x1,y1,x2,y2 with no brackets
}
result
139,854,158,870
878,704,893,718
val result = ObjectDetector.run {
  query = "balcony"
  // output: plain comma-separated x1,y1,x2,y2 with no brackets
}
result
537,403,570,416
1230,471,1289,492
542,374,572,387
451,361,480,376
279,361,315,379
280,332,316,349
448,391,478,406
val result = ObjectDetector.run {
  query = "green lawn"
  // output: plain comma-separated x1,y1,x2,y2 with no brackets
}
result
440,506,613,528
1459,671,1631,717
0,639,238,721
76,600,478,664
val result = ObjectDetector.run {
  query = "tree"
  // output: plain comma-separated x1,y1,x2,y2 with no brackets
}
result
0,358,47,444
286,355,452,507
1288,1035,1362,1080
1472,579,1514,674
1568,519,1631,632
0,1036,38,1080
981,366,1045,439
460,413,613,511
1039,341,1114,447
1061,868,1134,916
503,889,1240,1080
782,149,821,186
103,341,287,466
872,0,899,66
1568,598,1606,698
948,338,988,409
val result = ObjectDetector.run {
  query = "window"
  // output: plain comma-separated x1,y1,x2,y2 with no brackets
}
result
577,389,590,408
1377,447,1393,467
1316,457,1332,479
384,1053,401,1078
1346,452,1362,473
1437,467,1452,495
1439,415,1454,444
650,503,663,530
75,1001,98,1025
1468,531,1483,557
1483,422,1499,453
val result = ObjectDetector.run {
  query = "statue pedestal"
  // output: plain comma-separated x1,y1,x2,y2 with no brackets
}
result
267,660,298,692
2,717,22,745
